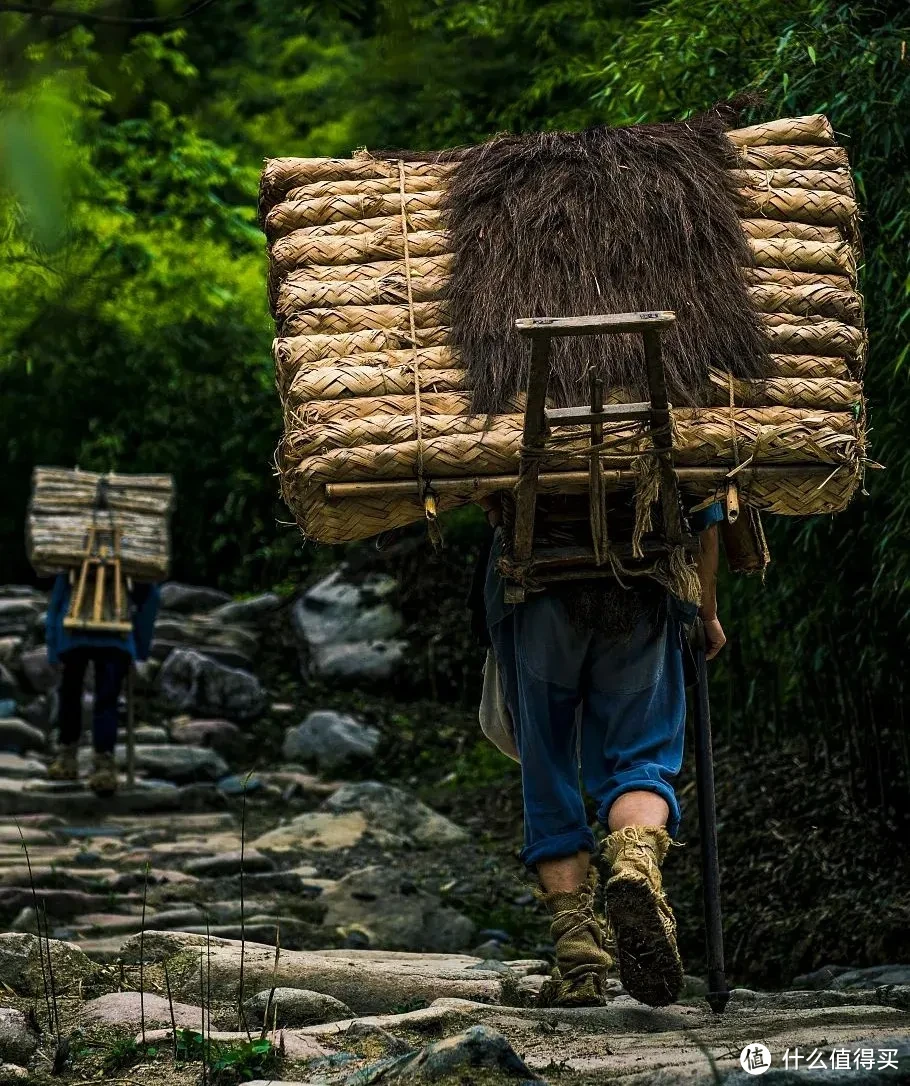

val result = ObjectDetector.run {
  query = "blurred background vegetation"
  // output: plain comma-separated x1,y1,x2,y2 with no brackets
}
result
1,0,908,863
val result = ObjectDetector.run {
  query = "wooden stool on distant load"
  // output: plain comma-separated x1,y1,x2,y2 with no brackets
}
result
64,524,132,635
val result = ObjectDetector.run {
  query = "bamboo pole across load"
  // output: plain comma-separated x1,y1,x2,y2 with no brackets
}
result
285,459,861,544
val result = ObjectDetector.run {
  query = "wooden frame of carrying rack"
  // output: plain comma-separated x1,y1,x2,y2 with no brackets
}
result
501,311,698,603
64,524,132,635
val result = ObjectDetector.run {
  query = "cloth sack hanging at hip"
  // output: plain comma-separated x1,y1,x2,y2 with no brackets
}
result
479,649,519,762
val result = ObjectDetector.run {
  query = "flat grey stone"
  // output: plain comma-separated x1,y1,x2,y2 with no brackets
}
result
171,718,245,758
351,1024,538,1083
0,720,46,754
77,744,229,783
313,640,407,682
119,934,506,1013
183,849,274,877
0,754,47,780
159,583,232,613
155,649,265,721
243,987,353,1028
0,640,22,667
17,649,59,695
0,601,42,640
81,990,205,1030
323,781,469,847
208,594,282,627
321,866,475,954
0,1009,38,1067
283,710,380,772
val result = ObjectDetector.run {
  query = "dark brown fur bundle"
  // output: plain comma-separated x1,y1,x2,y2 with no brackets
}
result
442,109,770,412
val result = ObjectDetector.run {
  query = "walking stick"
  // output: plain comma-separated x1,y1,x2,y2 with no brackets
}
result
126,663,136,789
692,618,730,1014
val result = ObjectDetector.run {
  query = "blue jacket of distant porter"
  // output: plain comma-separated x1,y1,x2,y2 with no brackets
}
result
46,574,160,664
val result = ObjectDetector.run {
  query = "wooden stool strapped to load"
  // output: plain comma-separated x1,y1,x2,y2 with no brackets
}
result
64,476,132,636
500,310,698,604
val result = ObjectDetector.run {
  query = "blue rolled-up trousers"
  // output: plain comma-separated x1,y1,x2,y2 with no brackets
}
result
487,572,688,868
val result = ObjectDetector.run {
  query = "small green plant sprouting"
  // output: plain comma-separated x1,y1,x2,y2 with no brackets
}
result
174,1030,281,1085
101,1037,159,1075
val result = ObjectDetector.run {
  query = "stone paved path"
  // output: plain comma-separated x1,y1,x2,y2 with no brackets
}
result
0,579,908,1083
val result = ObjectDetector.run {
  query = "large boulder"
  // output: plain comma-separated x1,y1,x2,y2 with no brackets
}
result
283,710,380,772
0,934,97,996
293,571,406,682
156,649,265,721
321,866,475,953
159,583,232,614
16,693,57,733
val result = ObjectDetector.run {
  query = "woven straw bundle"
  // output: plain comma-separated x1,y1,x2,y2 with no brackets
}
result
28,467,174,580
261,115,867,544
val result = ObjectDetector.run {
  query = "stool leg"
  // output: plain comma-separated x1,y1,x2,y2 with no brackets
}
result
693,622,730,1013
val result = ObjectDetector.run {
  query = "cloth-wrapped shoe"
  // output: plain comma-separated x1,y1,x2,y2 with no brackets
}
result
536,868,614,1008
47,745,79,782
601,825,683,1007
88,751,118,797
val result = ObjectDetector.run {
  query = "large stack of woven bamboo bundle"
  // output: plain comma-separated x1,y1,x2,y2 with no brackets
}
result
28,467,174,580
261,114,866,544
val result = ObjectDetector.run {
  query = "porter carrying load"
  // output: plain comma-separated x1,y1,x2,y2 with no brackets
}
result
261,108,868,547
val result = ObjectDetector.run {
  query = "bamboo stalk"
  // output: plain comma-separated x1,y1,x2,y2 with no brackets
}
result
726,115,835,147
276,272,448,314
272,209,443,242
736,187,857,228
744,265,855,291
739,218,843,243
259,156,450,222
747,282,863,325
280,299,446,337
274,326,450,389
266,190,445,240
748,236,856,277
287,174,450,202
729,168,854,195
735,144,848,169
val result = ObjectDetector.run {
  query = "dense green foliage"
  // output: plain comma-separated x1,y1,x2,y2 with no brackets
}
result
1,0,908,824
